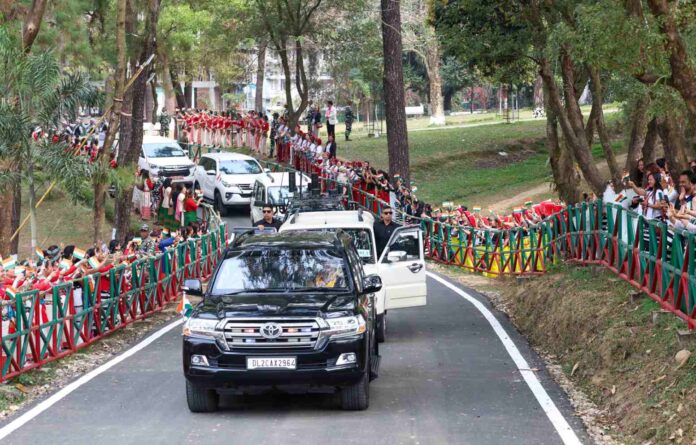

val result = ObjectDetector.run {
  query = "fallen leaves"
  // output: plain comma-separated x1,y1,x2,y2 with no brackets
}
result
674,349,691,369
571,361,580,377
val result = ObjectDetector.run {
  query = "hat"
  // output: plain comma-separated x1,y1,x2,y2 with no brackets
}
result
140,224,150,232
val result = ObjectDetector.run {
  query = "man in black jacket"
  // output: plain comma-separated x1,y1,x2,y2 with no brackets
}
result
253,204,283,231
374,207,400,257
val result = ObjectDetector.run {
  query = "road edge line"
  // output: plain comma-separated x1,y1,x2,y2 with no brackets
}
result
0,317,185,440
426,272,583,445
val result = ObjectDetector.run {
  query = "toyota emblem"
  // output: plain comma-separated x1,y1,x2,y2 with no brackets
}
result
260,323,282,339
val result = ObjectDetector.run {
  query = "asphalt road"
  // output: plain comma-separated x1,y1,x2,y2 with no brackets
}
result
0,209,590,445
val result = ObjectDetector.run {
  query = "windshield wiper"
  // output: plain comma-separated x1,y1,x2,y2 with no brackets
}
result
288,287,342,293
211,289,289,296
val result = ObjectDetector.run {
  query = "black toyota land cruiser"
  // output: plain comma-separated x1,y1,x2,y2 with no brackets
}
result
181,231,382,412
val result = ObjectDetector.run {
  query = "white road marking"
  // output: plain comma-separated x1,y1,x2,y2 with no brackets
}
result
0,317,184,440
426,272,583,445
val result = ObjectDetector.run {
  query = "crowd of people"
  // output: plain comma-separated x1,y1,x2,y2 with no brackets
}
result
0,220,212,334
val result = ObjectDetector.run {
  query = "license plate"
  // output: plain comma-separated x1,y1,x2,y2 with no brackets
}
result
246,357,296,370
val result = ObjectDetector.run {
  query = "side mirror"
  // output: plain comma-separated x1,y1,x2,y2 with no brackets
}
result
182,278,203,296
263,168,271,173
362,274,382,294
206,169,216,176
386,250,407,263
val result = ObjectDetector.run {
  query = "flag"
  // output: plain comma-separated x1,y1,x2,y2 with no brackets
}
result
88,257,101,269
162,228,170,237
2,257,16,270
58,259,72,270
615,193,627,203
525,201,533,207
132,237,142,244
513,208,523,214
73,248,86,260
177,294,193,318
35,247,45,261
5,286,18,299
473,206,481,213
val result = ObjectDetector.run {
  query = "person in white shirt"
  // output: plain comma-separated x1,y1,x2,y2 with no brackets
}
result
628,172,666,220
325,100,337,139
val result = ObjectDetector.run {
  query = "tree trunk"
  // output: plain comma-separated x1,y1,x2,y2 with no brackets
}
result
625,94,650,175
115,0,161,242
27,159,38,258
381,0,410,184
184,82,193,108
544,86,581,203
425,30,445,126
539,55,606,196
95,0,128,244
170,69,187,109
159,48,177,113
150,78,158,123
443,90,453,112
11,181,20,253
255,40,267,112
642,118,659,165
21,0,47,52
657,113,689,181
646,0,696,116
589,67,621,187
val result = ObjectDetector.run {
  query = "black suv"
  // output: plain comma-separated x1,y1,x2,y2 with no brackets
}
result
182,231,382,412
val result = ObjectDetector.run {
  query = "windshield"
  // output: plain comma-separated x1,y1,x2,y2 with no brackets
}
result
292,228,374,263
219,160,262,175
210,248,350,294
268,185,309,205
143,143,186,158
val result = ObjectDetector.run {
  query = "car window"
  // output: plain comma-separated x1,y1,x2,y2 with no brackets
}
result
254,183,264,202
143,143,185,158
219,160,262,175
296,228,375,264
210,248,350,294
388,230,420,261
345,244,365,292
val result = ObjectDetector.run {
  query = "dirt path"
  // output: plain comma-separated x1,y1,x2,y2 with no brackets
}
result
490,152,628,212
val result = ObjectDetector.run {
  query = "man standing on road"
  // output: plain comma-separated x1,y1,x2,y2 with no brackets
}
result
374,207,400,257
253,203,283,231
159,108,171,137
344,101,354,141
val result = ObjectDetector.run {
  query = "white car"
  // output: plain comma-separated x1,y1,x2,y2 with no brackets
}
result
193,152,265,215
249,172,311,224
279,210,427,342
138,136,195,182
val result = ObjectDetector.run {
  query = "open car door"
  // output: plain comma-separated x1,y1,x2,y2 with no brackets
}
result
378,226,427,309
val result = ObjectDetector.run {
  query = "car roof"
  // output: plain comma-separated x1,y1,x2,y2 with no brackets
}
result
201,152,257,161
254,172,311,186
232,231,346,251
281,210,375,230
142,135,180,144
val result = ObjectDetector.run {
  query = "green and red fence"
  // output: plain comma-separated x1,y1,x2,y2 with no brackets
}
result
263,157,695,330
0,224,227,382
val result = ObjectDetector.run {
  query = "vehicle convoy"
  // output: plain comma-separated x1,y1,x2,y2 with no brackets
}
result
182,231,382,412
193,152,265,216
138,136,196,182
249,172,311,224
279,210,427,343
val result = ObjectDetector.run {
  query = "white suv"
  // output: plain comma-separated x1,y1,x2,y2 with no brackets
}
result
279,210,427,343
138,136,195,182
193,152,265,215
249,172,311,224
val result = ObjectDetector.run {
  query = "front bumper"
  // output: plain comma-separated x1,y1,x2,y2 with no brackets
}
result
220,190,252,205
183,335,368,391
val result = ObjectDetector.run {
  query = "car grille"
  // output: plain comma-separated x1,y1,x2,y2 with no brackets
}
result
159,166,191,177
238,183,253,192
223,318,321,349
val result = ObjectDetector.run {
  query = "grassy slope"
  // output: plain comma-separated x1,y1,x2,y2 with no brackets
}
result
500,266,695,444
339,113,622,209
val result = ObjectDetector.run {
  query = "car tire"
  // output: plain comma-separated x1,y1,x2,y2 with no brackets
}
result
376,313,386,343
185,380,218,413
340,368,370,411
215,191,228,217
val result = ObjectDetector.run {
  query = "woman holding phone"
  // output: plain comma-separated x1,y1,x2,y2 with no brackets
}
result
628,172,665,220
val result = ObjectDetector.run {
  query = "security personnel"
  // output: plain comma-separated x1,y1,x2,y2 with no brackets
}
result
159,108,171,137
374,206,400,257
253,203,283,231
344,101,354,141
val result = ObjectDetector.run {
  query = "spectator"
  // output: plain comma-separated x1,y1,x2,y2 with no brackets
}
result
628,172,665,220
325,100,337,138
326,134,337,159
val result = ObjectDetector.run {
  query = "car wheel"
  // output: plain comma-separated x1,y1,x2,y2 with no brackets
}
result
340,369,370,411
215,191,228,216
185,380,218,413
376,313,386,343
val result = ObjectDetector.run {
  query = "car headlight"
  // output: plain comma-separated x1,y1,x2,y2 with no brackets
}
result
222,182,241,193
183,317,221,340
149,163,158,170
323,315,366,339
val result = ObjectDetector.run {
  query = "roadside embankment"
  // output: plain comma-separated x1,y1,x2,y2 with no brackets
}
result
434,263,695,445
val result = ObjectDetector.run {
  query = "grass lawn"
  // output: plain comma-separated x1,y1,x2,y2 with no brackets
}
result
333,112,624,210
